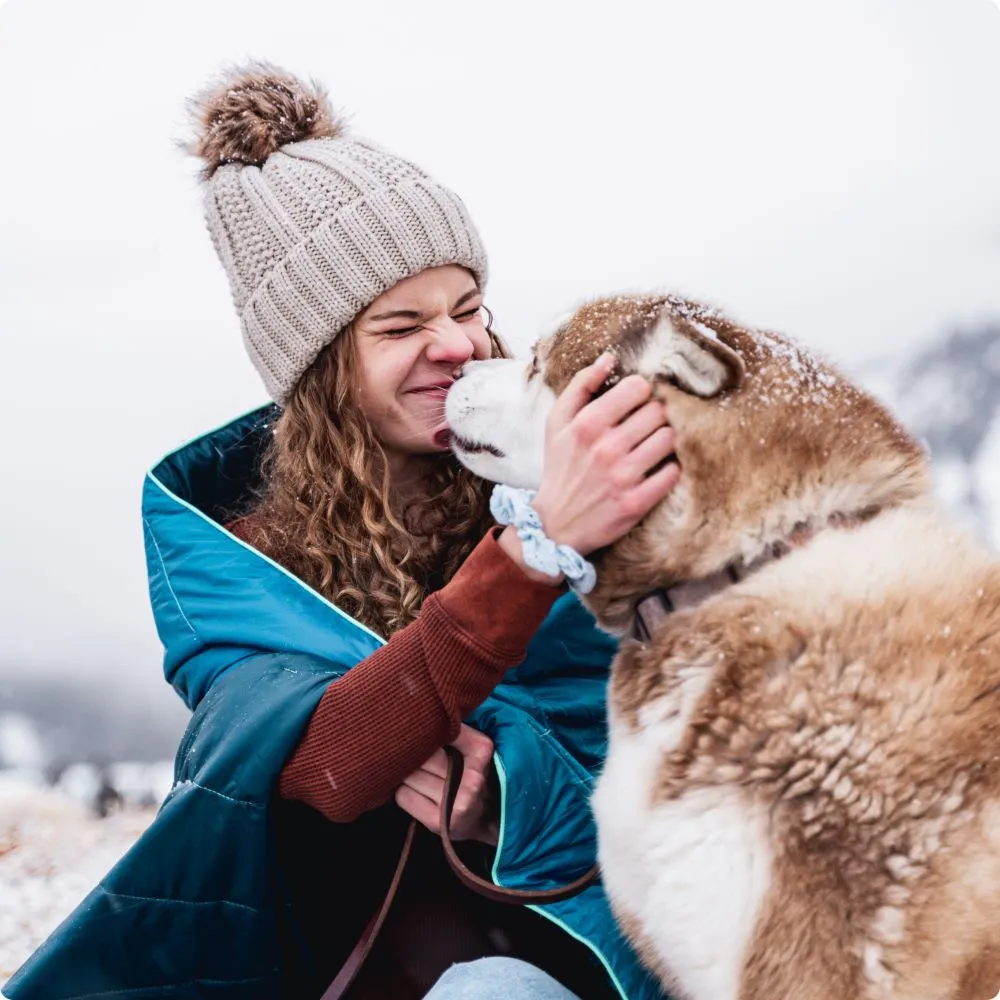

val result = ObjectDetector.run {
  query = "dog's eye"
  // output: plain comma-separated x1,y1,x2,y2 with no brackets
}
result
527,355,540,381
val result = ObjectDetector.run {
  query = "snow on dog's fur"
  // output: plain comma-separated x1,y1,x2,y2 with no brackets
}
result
446,294,1000,1000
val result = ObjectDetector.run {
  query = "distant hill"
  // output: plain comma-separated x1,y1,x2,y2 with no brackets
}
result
856,321,1000,548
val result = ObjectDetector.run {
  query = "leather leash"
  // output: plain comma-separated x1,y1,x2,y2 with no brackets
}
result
321,746,600,999
438,744,601,905
320,817,416,1000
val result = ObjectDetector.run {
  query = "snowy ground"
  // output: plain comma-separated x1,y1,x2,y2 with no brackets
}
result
0,705,178,982
0,771,166,982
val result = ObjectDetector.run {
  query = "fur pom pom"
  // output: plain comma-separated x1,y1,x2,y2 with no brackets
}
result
188,61,343,179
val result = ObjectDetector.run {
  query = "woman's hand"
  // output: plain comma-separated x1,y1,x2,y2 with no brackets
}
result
532,353,679,556
395,724,499,846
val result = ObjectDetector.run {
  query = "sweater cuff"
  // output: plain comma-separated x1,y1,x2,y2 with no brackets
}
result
435,528,565,659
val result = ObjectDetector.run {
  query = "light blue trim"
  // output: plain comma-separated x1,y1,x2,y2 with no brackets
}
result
491,753,630,1000
145,421,386,648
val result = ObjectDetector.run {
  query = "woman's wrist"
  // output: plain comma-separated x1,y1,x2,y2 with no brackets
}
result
497,525,566,587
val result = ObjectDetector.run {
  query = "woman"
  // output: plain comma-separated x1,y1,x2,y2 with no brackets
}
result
3,65,677,1000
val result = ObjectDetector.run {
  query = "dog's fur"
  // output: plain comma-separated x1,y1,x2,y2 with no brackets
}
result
445,294,1000,1000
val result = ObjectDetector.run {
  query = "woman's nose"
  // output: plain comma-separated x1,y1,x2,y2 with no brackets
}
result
425,319,476,365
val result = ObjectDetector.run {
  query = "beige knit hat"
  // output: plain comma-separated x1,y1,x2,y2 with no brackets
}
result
188,62,489,403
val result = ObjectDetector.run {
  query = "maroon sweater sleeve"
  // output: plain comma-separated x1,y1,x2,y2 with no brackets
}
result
256,527,563,823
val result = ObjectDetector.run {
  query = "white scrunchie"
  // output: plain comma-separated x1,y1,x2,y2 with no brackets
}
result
490,485,597,595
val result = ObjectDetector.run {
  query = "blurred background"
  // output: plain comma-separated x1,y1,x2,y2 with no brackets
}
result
0,0,998,829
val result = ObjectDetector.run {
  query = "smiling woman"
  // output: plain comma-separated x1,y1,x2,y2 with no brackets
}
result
352,270,494,473
4,62,678,1000
242,264,506,637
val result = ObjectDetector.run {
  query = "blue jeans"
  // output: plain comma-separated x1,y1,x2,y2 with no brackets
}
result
424,957,582,999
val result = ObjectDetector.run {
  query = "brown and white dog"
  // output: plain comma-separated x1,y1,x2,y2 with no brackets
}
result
445,294,1000,1000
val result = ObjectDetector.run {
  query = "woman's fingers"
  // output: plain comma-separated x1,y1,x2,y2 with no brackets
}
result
395,784,440,833
576,374,653,434
623,460,682,516
396,757,492,842
450,724,495,770
533,353,681,556
417,748,448,780
400,766,444,801
396,767,445,834
624,426,677,482
416,725,493,780
399,726,495,836
612,399,671,454
548,353,617,428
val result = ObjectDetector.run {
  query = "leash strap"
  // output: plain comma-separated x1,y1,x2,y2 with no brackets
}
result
320,818,417,1000
322,746,601,998
438,744,601,904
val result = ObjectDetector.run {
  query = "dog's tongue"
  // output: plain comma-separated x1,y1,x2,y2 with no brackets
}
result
434,428,452,448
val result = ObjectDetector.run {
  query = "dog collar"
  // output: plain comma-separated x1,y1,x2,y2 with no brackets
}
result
630,534,804,644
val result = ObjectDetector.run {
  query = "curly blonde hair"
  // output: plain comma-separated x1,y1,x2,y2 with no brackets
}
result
241,319,508,637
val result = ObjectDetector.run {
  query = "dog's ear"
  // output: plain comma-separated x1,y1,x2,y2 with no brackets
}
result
628,309,745,398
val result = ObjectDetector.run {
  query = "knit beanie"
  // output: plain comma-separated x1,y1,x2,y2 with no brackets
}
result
188,62,489,404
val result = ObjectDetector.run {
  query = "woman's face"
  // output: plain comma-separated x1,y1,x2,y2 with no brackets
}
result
351,265,491,462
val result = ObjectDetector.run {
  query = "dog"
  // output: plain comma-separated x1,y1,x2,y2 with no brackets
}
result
445,293,1000,1000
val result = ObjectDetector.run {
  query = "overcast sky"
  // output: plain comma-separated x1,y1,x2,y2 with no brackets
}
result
1,0,998,710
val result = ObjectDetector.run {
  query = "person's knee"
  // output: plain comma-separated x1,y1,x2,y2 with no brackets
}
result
427,956,581,999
